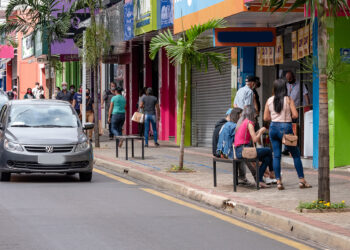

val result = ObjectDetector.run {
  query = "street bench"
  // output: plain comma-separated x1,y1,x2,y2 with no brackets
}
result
213,157,260,192
115,135,145,160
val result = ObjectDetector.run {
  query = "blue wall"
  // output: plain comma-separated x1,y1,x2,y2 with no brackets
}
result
237,47,256,88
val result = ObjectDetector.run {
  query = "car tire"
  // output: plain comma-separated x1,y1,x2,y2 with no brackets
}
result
0,172,11,182
79,172,92,182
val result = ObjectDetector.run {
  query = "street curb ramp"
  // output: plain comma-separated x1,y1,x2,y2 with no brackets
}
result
95,157,350,250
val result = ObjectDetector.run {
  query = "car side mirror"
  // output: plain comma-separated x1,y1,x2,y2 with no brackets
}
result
83,122,94,130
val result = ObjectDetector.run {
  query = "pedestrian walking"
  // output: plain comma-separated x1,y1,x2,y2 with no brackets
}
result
24,88,34,99
264,79,312,190
140,88,160,147
56,82,73,103
233,75,256,110
108,87,126,144
137,87,147,137
234,106,272,188
72,86,82,116
252,76,261,130
80,88,94,142
103,82,117,140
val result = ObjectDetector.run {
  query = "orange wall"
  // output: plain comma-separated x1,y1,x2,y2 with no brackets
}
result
174,0,246,34
17,32,46,99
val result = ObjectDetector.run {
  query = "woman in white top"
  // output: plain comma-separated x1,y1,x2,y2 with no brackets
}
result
264,79,311,190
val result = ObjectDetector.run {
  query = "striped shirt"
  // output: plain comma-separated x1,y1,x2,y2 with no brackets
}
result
233,85,253,109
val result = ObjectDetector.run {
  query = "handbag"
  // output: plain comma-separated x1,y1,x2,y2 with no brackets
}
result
282,97,298,146
241,120,257,159
131,111,145,123
282,134,298,146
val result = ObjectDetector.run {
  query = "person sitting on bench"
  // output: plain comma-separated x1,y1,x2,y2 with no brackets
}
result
234,106,272,188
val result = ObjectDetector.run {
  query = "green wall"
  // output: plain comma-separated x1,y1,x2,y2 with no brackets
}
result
328,17,350,168
55,62,81,90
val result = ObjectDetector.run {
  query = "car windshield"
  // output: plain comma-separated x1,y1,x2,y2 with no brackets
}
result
8,104,79,128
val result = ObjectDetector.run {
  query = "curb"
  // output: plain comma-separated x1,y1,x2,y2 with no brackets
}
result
95,157,350,250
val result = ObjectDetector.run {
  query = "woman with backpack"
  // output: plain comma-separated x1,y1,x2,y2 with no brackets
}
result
264,79,312,190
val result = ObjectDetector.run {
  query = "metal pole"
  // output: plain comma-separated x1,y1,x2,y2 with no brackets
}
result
82,31,87,125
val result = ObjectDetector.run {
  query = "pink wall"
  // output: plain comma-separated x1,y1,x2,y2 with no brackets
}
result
159,49,176,141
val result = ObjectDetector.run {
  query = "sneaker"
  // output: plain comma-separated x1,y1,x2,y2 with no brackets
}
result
109,136,114,140
145,144,148,148
155,143,160,147
264,177,274,185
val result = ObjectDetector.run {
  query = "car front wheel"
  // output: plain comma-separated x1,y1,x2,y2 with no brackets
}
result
79,172,92,182
0,172,11,182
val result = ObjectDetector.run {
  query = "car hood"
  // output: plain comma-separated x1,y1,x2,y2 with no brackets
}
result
6,127,86,145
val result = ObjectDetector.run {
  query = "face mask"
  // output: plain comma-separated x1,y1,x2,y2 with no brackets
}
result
86,92,90,96
62,86,67,90
111,87,116,91
79,88,82,93
70,89,74,92
27,91,32,94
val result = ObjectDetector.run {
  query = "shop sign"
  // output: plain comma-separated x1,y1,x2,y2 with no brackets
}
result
310,25,313,54
160,0,173,29
134,0,157,36
174,0,225,20
60,54,80,62
35,30,48,57
297,28,304,59
303,25,310,57
124,0,134,40
275,35,283,64
22,34,34,59
292,31,297,61
257,47,274,66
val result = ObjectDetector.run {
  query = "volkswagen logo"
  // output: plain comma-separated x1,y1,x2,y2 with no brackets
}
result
45,146,54,153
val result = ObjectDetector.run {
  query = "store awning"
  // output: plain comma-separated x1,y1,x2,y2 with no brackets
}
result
0,45,14,59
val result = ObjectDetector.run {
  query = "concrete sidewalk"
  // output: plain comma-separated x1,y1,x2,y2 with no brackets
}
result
94,138,350,249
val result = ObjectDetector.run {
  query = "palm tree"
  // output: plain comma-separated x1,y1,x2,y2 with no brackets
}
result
71,0,110,148
261,0,350,202
149,19,227,170
0,0,73,98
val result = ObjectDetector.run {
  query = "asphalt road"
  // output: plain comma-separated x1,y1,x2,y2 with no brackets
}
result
0,166,318,250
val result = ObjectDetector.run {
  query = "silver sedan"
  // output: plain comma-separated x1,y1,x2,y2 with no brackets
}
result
0,99,94,181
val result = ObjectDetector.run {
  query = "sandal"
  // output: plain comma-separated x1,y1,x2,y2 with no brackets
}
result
299,182,312,189
259,182,270,189
277,183,285,190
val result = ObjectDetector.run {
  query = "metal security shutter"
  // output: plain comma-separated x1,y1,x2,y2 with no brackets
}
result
192,47,231,147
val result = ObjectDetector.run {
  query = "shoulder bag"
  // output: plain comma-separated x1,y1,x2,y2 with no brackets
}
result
242,120,257,159
282,97,298,146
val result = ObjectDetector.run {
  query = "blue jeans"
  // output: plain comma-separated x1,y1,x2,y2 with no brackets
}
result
111,113,125,136
144,114,157,145
235,145,272,182
269,122,304,180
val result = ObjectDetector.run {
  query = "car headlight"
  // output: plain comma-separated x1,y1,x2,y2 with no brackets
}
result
4,139,23,152
75,141,90,152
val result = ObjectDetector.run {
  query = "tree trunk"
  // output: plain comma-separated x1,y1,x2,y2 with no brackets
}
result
317,6,330,202
178,63,188,170
93,64,100,148
47,43,53,98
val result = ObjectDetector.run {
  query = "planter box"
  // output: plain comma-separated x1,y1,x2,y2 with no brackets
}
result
298,208,350,213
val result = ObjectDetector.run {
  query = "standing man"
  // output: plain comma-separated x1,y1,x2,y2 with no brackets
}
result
286,71,310,108
140,88,160,147
32,82,40,98
234,75,257,110
56,82,73,103
103,82,117,140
